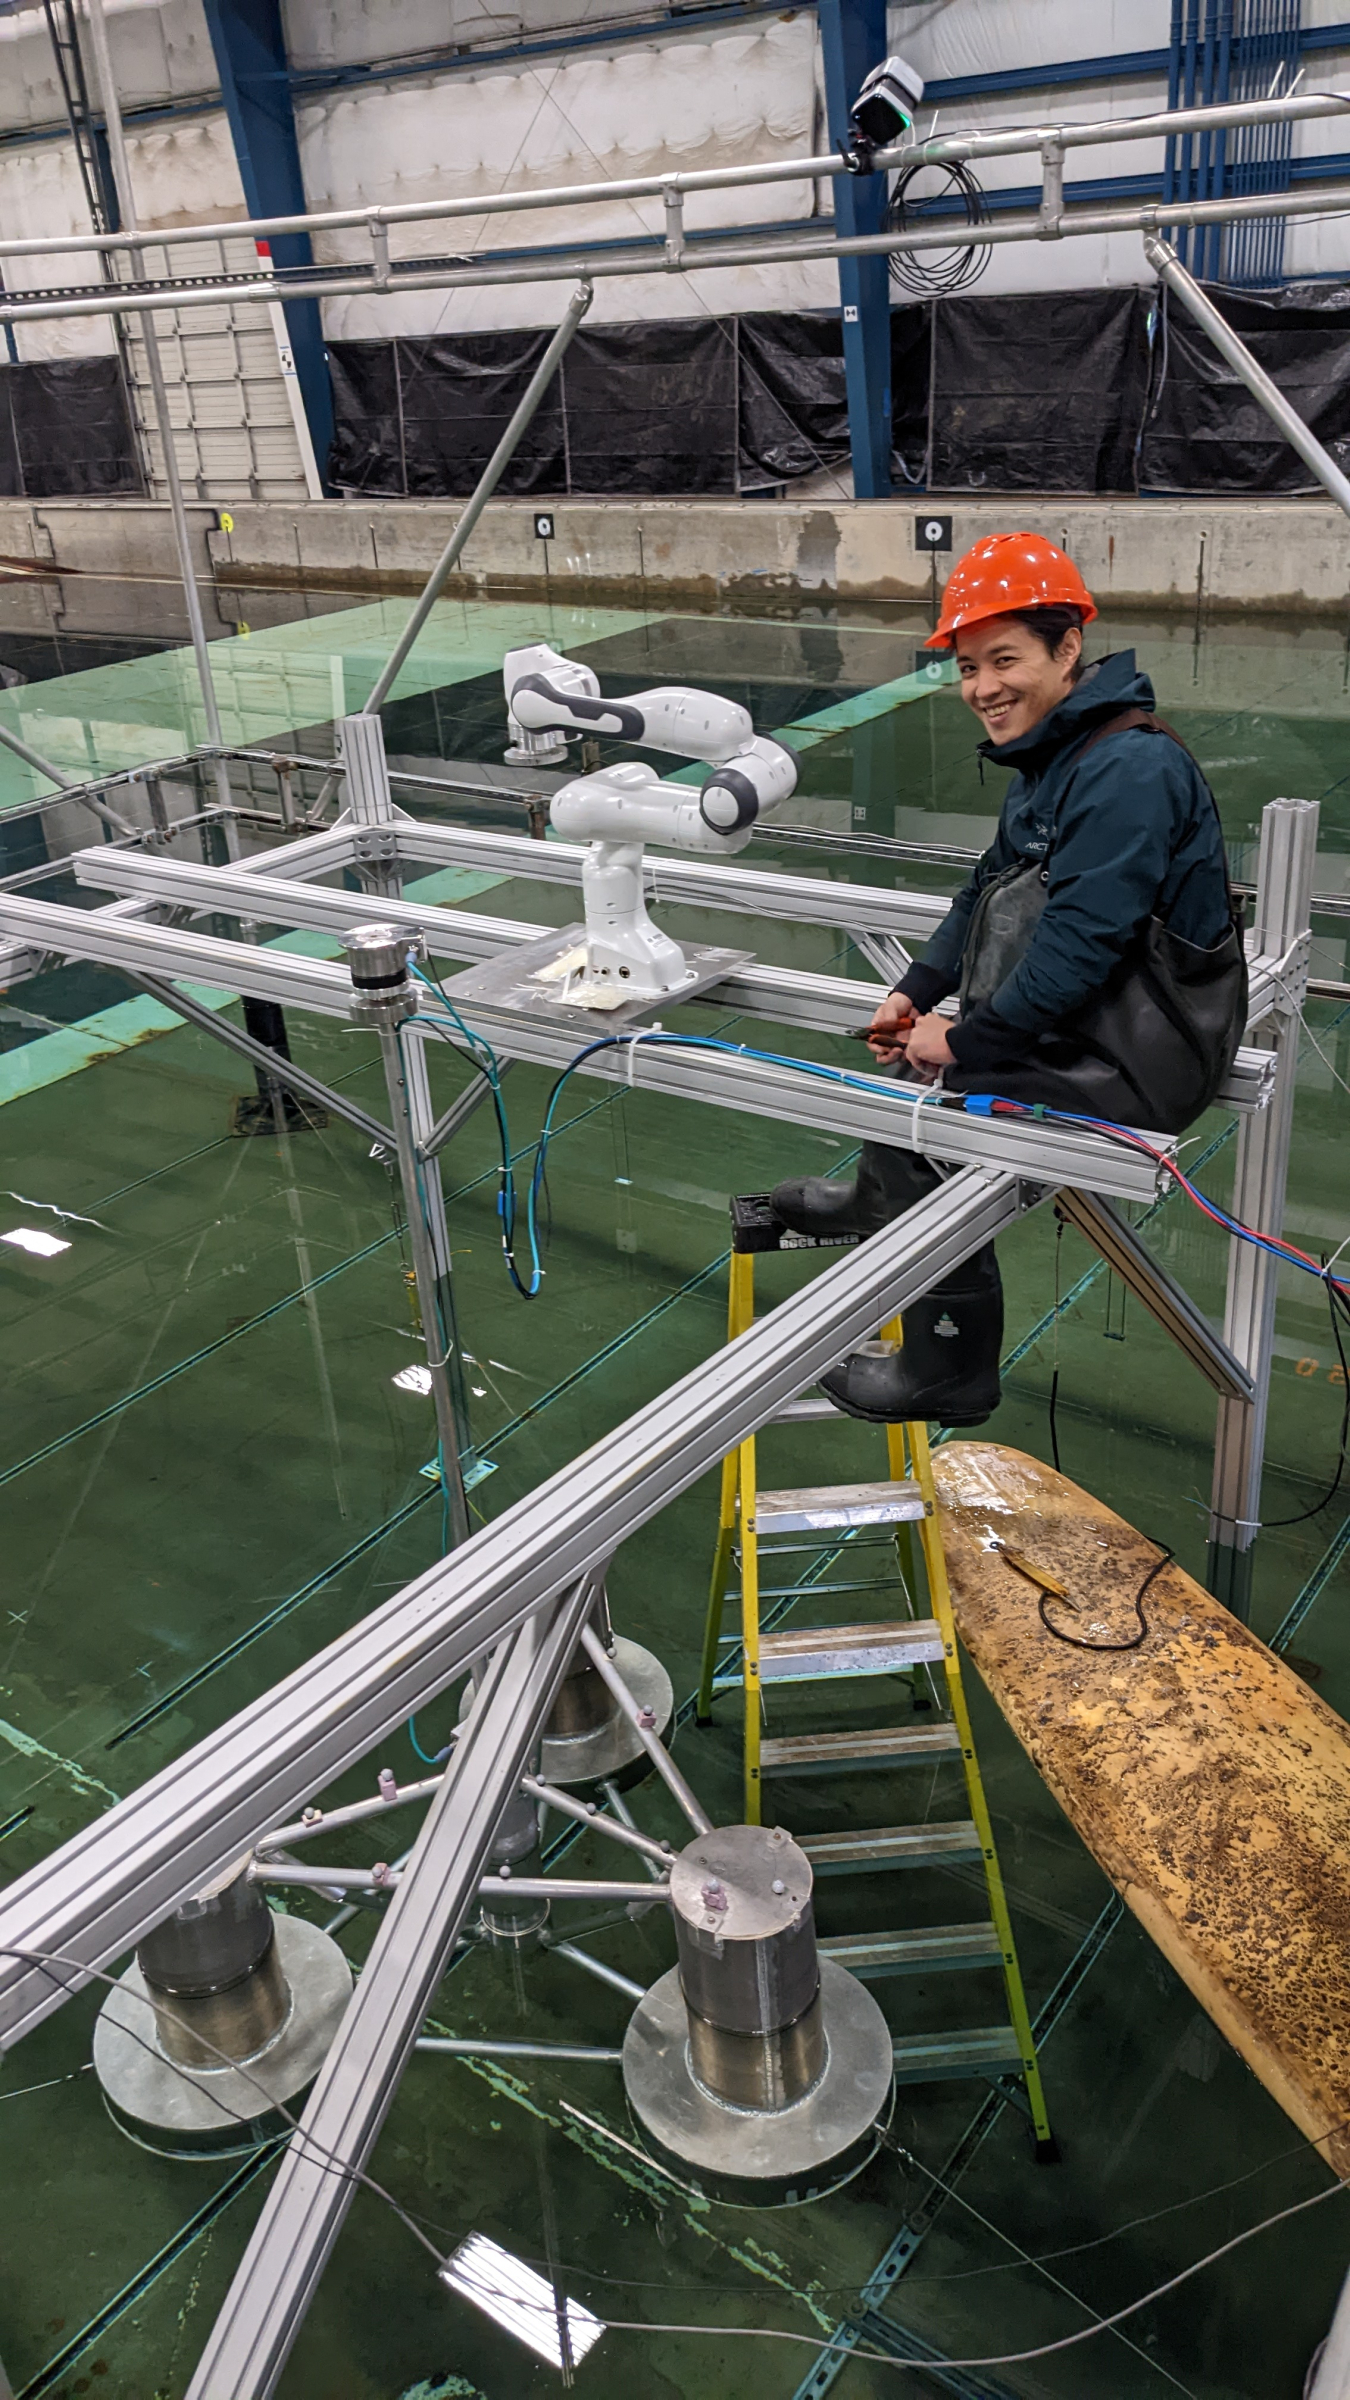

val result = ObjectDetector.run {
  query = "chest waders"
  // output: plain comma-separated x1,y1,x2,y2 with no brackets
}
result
765,710,1239,1427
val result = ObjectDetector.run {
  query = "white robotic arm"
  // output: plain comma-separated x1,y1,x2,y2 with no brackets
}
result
502,643,799,1003
505,642,798,842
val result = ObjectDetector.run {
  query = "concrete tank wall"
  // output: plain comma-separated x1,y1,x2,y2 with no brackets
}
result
1,492,1344,618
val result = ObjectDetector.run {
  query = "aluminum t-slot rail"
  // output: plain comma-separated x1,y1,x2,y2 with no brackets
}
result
0,887,1172,1200
0,1165,1024,2049
184,1581,601,2400
0,823,361,988
73,826,953,943
67,845,1279,1112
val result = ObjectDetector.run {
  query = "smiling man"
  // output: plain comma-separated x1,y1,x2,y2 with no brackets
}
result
770,530,1244,1428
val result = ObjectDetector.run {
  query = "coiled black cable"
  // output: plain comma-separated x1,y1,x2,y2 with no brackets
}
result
886,159,991,296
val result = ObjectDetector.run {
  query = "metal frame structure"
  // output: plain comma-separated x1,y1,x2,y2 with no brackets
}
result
1,89,1348,324
0,741,1316,2387
0,69,1338,2397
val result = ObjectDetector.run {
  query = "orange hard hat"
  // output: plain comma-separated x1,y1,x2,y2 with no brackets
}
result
923,531,1097,649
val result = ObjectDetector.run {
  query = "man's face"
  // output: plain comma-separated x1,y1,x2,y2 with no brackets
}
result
954,614,1081,745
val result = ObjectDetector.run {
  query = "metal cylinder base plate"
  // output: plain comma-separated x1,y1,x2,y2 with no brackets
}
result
461,1636,673,1791
93,1915,353,2160
622,1959,893,2207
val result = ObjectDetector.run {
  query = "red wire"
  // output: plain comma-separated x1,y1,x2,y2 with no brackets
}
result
985,1099,1347,1294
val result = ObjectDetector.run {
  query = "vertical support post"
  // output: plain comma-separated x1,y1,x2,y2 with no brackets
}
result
81,0,232,815
337,709,403,898
1206,795,1318,1618
377,1022,473,1550
337,710,471,1541
817,0,892,499
199,0,332,492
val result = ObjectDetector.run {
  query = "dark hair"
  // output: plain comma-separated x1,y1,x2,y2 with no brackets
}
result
1000,603,1086,676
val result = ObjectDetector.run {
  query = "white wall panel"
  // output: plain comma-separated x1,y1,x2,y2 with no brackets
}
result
283,0,666,77
0,138,116,357
302,16,840,333
0,0,216,135
889,0,1171,85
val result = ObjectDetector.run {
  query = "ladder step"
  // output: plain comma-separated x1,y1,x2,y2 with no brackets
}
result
820,1923,1003,1979
759,1725,961,1773
799,1822,983,1874
769,1393,848,1423
758,1619,945,1680
756,1480,929,1533
890,2026,1026,2085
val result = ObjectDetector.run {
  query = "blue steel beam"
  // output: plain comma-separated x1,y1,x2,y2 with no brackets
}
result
818,0,891,498
199,0,332,488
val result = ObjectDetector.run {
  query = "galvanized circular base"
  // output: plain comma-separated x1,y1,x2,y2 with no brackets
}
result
623,1959,893,2207
460,1637,673,1792
545,1638,673,1789
93,1915,353,2161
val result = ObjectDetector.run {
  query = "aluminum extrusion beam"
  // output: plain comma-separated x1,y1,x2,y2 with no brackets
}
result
392,820,953,939
74,815,953,942
0,90,1340,267
362,282,593,718
11,177,1350,321
1055,1188,1255,1401
439,1000,1171,1201
1207,798,1319,1619
133,974,394,1147
185,1581,597,2400
0,891,355,1015
67,843,1279,1105
0,1166,1023,2048
377,1022,472,1545
0,887,1175,1200
1145,237,1350,523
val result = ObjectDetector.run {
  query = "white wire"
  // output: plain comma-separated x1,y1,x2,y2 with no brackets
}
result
598,2174,1346,2370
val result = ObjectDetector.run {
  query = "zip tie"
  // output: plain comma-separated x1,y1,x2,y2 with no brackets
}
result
910,1082,932,1155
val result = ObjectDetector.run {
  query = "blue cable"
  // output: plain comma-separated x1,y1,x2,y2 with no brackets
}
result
401,952,1343,1306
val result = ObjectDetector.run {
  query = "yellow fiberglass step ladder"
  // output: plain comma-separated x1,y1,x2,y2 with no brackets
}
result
695,1194,1055,2153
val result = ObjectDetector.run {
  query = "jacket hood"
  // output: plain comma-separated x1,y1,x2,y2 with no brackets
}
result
976,650,1155,775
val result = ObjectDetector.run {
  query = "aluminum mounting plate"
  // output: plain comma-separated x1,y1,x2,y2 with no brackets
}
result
438,923,754,1033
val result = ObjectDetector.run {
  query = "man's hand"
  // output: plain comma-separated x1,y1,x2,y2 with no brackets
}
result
864,992,917,1063
905,1013,955,1073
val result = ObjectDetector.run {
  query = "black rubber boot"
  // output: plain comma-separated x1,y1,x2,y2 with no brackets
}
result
821,1247,1004,1427
770,1141,943,1240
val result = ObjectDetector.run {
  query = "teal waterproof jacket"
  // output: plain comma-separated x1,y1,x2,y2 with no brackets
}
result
897,651,1231,1075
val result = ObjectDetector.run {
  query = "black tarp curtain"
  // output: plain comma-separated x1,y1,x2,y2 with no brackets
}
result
6,280,1349,502
0,356,141,498
328,280,1350,501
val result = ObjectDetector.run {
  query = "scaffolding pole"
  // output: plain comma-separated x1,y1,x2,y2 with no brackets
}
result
81,0,231,811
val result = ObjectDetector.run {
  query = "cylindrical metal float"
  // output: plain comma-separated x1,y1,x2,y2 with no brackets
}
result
479,1789,550,1947
93,1857,352,2159
623,1825,893,2206
461,1590,673,1791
